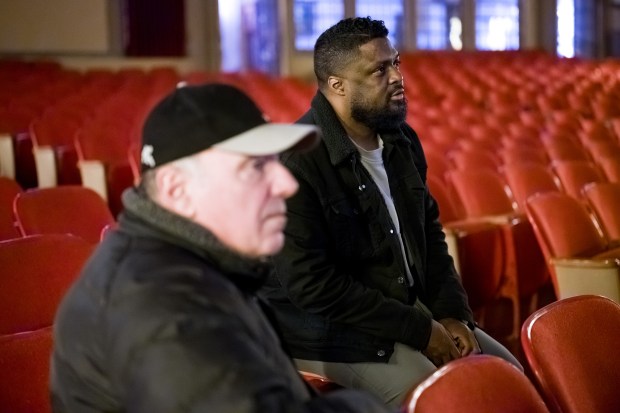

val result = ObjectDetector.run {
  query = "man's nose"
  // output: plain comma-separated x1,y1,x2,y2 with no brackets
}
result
272,162,299,198
389,66,403,84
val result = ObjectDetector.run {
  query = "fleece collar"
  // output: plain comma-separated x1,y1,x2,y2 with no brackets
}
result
309,91,411,166
120,188,271,292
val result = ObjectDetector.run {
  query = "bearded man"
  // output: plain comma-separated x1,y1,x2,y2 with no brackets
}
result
261,17,521,407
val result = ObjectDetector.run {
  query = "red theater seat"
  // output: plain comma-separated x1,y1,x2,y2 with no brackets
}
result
446,169,550,332
525,191,620,301
582,182,620,246
13,185,115,244
404,355,550,413
0,234,93,335
521,295,620,413
0,327,53,413
502,163,560,212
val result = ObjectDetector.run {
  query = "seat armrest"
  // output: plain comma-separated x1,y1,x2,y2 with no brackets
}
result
0,134,15,178
551,257,620,303
33,145,57,187
78,160,108,201
442,220,504,275
443,230,461,274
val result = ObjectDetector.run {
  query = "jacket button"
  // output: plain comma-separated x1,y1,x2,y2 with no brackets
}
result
377,349,386,357
397,276,405,284
389,229,394,234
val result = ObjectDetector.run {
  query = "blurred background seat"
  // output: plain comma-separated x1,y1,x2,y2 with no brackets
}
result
0,327,53,413
13,185,115,244
0,234,93,335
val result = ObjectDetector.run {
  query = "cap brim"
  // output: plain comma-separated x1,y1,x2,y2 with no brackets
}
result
213,123,321,156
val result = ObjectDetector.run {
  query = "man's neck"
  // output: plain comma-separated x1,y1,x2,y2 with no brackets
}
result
349,132,379,151
338,116,378,151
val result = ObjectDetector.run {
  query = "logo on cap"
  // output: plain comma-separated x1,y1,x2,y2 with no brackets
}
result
141,145,156,168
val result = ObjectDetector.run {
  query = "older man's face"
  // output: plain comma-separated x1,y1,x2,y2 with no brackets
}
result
186,148,299,258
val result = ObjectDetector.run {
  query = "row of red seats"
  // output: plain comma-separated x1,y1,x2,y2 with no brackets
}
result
0,178,115,412
0,62,316,216
1,54,618,413
0,64,182,212
4,295,619,413
305,294,620,413
1,179,619,412
399,51,620,337
0,232,94,412
429,161,620,322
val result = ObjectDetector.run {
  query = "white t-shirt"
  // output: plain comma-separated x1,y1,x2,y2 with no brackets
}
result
352,136,414,286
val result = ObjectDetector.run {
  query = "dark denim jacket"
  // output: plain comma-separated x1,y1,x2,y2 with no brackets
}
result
261,92,473,363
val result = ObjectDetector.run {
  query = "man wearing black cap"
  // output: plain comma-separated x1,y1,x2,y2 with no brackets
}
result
50,84,391,413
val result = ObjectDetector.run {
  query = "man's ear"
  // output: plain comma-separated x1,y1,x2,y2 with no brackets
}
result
154,165,194,218
327,75,346,96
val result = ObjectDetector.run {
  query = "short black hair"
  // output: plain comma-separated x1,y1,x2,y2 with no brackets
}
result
314,17,389,87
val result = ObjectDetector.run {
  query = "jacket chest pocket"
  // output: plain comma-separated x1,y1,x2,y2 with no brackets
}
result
399,174,426,228
326,197,375,259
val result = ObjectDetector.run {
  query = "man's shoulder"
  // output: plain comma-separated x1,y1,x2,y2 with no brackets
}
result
280,145,331,192
397,122,421,143
296,108,315,126
393,122,425,155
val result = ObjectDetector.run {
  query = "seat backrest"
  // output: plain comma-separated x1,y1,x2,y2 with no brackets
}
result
499,145,549,167
598,156,620,183
0,327,53,413
543,138,589,162
30,112,84,147
448,147,500,172
578,119,615,143
404,355,550,413
446,169,516,218
75,117,135,163
526,192,607,259
426,174,463,223
521,295,620,413
552,160,606,199
583,140,620,161
0,177,22,240
423,147,452,182
0,234,93,334
582,182,620,245
13,185,115,244
502,163,560,212
428,175,507,310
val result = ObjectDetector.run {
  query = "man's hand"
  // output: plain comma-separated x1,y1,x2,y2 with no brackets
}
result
422,320,462,367
439,318,481,357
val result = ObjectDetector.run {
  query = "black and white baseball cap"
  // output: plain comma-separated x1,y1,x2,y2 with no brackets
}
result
140,83,320,171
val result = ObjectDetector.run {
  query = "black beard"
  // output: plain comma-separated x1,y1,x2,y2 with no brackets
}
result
351,98,408,131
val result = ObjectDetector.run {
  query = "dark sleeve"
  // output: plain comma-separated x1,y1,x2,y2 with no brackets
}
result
422,184,474,325
107,290,392,413
403,124,474,326
272,168,433,351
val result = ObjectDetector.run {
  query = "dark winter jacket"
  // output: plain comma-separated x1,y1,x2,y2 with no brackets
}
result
261,91,474,363
50,187,391,413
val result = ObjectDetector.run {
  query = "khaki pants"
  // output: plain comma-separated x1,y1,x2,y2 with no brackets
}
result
295,307,522,408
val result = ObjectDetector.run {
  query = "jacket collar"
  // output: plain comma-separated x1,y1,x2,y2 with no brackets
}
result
119,187,271,293
310,91,411,166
